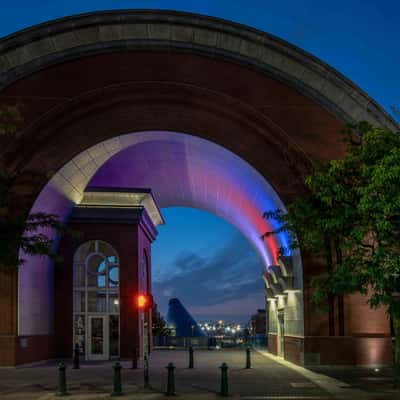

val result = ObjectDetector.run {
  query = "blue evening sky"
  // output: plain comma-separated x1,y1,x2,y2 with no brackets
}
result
152,208,265,323
1,1,398,323
1,1,399,115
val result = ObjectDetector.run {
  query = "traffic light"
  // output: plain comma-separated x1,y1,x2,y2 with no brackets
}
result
135,293,153,311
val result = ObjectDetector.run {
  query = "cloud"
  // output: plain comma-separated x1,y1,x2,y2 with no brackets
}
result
153,251,206,283
162,287,174,297
153,232,264,319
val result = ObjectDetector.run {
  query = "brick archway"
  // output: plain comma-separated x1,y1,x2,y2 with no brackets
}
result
0,10,396,366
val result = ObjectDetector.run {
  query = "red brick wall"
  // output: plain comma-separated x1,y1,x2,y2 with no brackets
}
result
2,51,346,215
268,334,277,355
16,335,55,365
0,269,17,336
302,336,393,366
284,336,304,365
304,337,355,365
0,269,18,366
354,337,393,365
301,251,331,337
345,293,391,336
0,336,16,365
137,224,153,354
0,335,55,366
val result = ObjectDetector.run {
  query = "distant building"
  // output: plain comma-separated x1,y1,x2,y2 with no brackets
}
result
248,309,266,336
166,298,205,337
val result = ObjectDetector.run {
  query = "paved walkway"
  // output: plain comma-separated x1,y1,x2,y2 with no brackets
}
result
0,349,398,399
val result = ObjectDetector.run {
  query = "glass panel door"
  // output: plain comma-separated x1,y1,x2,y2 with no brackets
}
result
88,316,107,360
109,315,119,357
73,241,120,360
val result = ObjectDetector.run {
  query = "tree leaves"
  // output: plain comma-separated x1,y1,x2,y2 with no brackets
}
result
264,122,400,353
0,169,62,269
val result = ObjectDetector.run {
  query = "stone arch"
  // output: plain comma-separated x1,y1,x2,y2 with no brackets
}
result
0,10,396,130
20,130,303,336
0,9,395,366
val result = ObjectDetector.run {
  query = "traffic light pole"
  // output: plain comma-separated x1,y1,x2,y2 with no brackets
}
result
143,313,149,388
136,293,153,389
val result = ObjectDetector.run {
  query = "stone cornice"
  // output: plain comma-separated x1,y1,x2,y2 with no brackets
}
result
0,9,397,131
70,205,158,242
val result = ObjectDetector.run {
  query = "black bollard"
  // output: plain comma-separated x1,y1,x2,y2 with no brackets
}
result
188,346,194,369
246,347,251,369
166,362,176,396
111,362,123,397
72,343,80,369
219,362,228,397
131,346,138,369
56,362,68,396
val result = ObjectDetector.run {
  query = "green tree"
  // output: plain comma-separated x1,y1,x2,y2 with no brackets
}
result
152,304,172,336
0,105,61,269
264,122,400,372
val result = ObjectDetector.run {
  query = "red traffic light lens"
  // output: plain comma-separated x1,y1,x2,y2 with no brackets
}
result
137,294,147,309
136,293,153,310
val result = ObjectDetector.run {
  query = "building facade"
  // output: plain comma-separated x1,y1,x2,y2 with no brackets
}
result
0,9,397,366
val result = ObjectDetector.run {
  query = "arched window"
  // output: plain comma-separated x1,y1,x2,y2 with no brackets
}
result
73,240,120,357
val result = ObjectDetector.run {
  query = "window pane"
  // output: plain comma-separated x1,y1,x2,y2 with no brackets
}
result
73,263,85,287
88,254,105,275
97,274,106,288
98,241,117,260
73,291,85,312
88,291,107,312
108,293,119,313
74,241,95,264
87,272,106,288
107,255,117,264
73,315,85,355
109,266,119,287
90,317,104,355
109,315,119,357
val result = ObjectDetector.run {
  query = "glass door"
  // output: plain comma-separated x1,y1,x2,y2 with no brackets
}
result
88,315,108,360
73,241,120,361
109,315,119,358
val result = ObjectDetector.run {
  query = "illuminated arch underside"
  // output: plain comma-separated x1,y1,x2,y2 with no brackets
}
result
20,131,299,334
35,131,289,265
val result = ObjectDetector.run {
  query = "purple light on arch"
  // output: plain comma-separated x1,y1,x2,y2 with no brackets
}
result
89,136,285,265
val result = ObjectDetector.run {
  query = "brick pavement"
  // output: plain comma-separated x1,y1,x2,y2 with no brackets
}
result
0,348,396,399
